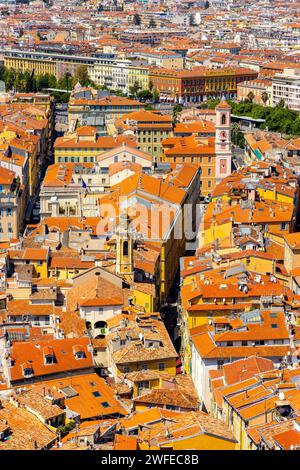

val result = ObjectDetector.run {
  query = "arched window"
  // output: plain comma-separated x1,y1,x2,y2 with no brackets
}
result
94,321,107,329
123,241,128,256
221,114,226,125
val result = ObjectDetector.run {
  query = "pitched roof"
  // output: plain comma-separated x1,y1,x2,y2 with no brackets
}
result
138,411,236,447
9,337,93,382
273,429,300,450
67,272,124,311
0,166,15,185
0,401,57,450
25,373,128,419
222,356,275,385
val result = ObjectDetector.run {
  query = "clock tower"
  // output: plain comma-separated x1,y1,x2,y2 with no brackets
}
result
215,98,232,185
116,213,134,282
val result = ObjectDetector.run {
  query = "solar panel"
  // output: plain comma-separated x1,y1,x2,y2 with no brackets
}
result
240,310,262,324
59,386,78,398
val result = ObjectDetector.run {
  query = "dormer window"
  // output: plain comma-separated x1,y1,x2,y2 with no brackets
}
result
45,355,55,365
75,351,85,359
43,347,55,365
22,363,34,378
73,345,85,359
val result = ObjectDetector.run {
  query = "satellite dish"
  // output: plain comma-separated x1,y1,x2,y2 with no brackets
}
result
279,392,285,401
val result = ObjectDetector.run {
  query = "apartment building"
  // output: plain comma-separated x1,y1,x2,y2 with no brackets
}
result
68,89,144,127
237,79,272,106
89,58,149,93
3,50,96,79
0,166,25,240
40,146,153,218
113,109,173,160
54,126,137,163
133,50,184,70
272,68,300,112
149,67,259,103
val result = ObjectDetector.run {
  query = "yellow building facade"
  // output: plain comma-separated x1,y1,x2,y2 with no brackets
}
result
115,357,177,378
4,56,57,76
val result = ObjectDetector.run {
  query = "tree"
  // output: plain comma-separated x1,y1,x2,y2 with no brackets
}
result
201,98,221,109
204,0,210,9
58,72,73,91
144,104,154,111
152,89,159,103
73,65,93,87
227,99,300,137
149,18,156,29
133,13,141,26
57,420,76,438
261,91,269,106
0,65,5,81
231,123,245,149
247,91,255,104
276,98,285,108
22,70,35,92
137,89,153,101
172,104,183,123
36,73,53,91
189,14,196,27
129,81,141,97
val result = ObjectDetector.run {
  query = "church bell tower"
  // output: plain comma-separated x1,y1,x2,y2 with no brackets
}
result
215,98,232,185
116,213,134,282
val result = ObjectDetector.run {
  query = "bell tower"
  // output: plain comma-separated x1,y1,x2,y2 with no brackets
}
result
116,213,133,282
215,98,232,185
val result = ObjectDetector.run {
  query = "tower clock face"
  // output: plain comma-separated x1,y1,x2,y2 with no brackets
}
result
220,131,227,141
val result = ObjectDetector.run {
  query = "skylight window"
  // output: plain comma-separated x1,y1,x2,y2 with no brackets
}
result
92,391,101,397
101,401,110,408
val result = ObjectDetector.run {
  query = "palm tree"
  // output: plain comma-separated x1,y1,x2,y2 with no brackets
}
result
133,13,141,27
149,18,156,29
261,91,269,106
247,91,255,104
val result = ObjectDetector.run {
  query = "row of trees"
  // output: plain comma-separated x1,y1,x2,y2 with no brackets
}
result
201,98,300,137
0,65,162,106
0,65,96,103
128,80,159,102
246,90,269,106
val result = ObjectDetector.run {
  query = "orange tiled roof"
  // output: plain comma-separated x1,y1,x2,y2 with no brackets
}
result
10,337,93,382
